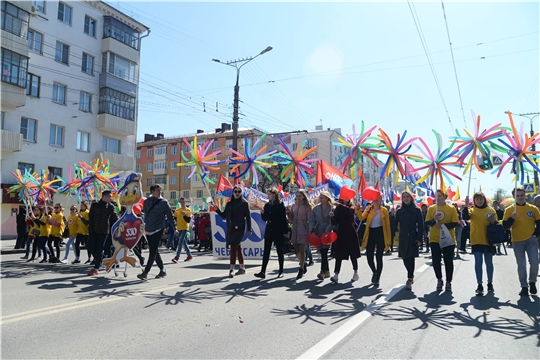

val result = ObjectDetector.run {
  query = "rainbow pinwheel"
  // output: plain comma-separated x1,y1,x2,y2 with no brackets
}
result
8,168,37,207
489,112,540,184
368,129,421,184
229,135,276,185
177,136,225,185
333,122,379,179
27,169,61,205
450,111,505,174
273,136,318,188
75,159,122,201
410,130,462,191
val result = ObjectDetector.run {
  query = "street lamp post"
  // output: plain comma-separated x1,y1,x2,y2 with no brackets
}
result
212,46,273,151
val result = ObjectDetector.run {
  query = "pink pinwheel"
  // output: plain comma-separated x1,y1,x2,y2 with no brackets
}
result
368,128,421,184
229,135,276,186
410,130,462,192
490,111,540,185
332,122,379,178
177,136,226,185
273,136,318,188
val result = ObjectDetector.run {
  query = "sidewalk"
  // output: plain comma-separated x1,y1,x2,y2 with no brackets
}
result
1,238,23,255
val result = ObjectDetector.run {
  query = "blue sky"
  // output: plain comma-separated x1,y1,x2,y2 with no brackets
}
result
108,1,539,197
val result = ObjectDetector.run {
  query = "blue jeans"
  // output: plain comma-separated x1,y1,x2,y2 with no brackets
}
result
63,236,76,260
473,250,493,283
175,230,192,259
167,232,177,249
305,244,313,262
455,227,463,250
512,236,539,287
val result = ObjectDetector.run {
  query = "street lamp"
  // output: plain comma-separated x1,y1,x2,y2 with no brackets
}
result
505,111,540,188
212,46,273,151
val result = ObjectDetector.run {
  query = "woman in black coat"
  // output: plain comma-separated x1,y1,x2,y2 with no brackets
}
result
329,198,361,284
396,190,424,290
215,185,252,278
255,187,288,279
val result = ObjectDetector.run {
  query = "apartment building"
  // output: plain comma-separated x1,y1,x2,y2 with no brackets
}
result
1,0,149,237
136,125,265,208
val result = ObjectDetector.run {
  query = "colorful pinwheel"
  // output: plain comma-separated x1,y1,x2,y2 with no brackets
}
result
8,168,36,208
368,129,421,184
28,169,61,205
229,135,276,185
177,136,226,185
450,111,505,174
75,159,122,201
333,122,379,178
489,111,540,184
410,130,462,192
273,136,318,188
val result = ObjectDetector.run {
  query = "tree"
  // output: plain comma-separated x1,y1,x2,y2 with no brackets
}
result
492,188,509,202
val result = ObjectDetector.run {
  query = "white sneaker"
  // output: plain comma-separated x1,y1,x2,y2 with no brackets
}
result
351,273,359,282
61,259,68,264
330,274,339,284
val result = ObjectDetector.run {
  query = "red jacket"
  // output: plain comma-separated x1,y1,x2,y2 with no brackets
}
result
197,215,211,241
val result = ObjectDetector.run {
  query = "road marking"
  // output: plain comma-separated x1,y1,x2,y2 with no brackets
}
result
416,263,430,273
297,284,405,360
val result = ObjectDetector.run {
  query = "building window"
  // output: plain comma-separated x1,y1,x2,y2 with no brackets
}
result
52,82,66,104
103,136,120,154
20,118,36,142
171,146,177,155
1,48,29,87
18,162,34,173
32,1,45,13
48,166,62,180
154,176,166,184
170,161,177,169
153,160,166,170
82,53,94,75
103,16,140,50
212,142,219,150
196,190,203,198
27,29,43,54
146,164,152,172
1,111,4,130
146,178,151,186
135,164,140,173
292,143,297,151
102,52,136,83
226,139,233,149
84,15,96,37
147,149,152,157
155,145,166,155
184,145,190,153
170,176,177,185
77,131,89,152
183,175,189,184
55,41,69,65
57,2,71,25
170,191,177,200
26,73,39,97
182,191,190,199
307,139,317,148
49,124,64,147
79,91,91,112
98,87,135,121
1,2,29,37
136,150,141,158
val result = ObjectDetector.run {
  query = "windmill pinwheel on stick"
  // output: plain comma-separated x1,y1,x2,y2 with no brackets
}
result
273,136,318,189
332,122,379,179
229,135,276,186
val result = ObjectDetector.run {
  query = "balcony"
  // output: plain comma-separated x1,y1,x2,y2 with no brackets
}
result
1,82,26,108
95,151,134,171
1,129,23,152
96,113,135,137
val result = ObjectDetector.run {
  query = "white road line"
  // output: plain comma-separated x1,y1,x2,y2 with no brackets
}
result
296,284,405,360
416,263,430,273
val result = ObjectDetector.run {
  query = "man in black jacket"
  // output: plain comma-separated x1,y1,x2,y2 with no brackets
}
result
15,206,28,251
88,191,118,276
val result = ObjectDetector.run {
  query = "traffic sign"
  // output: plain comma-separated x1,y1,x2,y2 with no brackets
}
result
524,183,535,194
492,155,503,166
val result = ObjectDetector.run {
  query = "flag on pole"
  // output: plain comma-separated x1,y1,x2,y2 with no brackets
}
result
216,174,233,197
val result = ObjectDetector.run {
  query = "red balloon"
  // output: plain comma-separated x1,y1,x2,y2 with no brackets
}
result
427,197,434,205
362,186,381,201
308,233,321,248
321,232,338,245
132,197,145,215
339,185,356,201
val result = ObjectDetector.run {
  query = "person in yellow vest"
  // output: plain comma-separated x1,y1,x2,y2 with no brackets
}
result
425,190,459,292
29,206,51,263
503,187,540,297
26,207,43,262
47,203,66,263
462,192,497,295
61,206,79,264
359,194,391,286
73,200,91,264
172,197,193,263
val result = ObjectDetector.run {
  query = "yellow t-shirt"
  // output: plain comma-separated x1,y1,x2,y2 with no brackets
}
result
28,220,39,238
174,207,192,231
468,206,497,246
39,215,51,237
503,204,540,242
49,213,65,238
426,204,459,244
77,209,89,235
67,214,79,237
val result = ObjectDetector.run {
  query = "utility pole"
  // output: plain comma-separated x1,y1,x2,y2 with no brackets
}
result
212,46,273,151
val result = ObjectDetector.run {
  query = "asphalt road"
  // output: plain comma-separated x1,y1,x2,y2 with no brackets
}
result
1,245,539,359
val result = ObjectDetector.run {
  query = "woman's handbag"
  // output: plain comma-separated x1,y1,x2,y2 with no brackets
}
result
487,223,506,245
439,224,454,248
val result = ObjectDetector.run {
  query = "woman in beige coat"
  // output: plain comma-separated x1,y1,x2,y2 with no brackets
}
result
287,189,312,280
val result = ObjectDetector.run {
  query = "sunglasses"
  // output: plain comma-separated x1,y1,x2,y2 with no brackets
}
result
54,206,60,209
233,190,242,194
